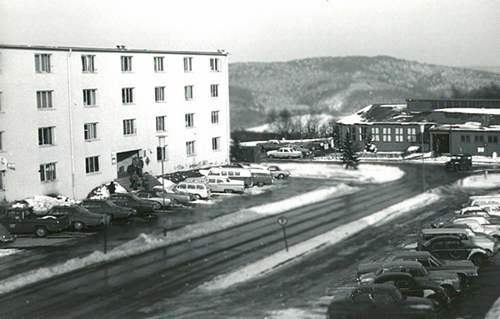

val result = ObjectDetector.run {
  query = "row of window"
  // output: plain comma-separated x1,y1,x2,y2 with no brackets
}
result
357,127,418,143
34,84,219,109
36,53,221,73
38,137,222,182
460,135,499,144
35,111,220,146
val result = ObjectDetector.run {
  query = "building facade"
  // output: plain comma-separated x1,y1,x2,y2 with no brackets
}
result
430,124,500,156
0,45,230,201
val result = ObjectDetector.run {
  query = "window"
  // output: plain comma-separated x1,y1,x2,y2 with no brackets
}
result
211,110,219,124
382,127,392,142
212,137,221,151
0,91,2,112
475,135,484,143
186,141,196,156
154,56,164,72
395,127,403,142
460,135,471,144
210,58,220,72
121,56,133,72
407,128,417,143
0,131,3,151
81,55,95,72
85,156,100,174
185,113,194,128
84,122,97,141
122,88,134,104
156,116,166,132
157,145,167,161
184,85,193,100
40,162,56,182
183,57,192,72
488,136,498,144
155,86,165,102
0,171,4,191
123,119,136,135
36,91,53,109
38,127,55,145
210,84,219,98
34,54,51,73
371,127,380,142
83,89,97,106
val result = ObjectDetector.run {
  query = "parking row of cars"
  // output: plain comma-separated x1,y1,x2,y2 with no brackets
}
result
326,194,500,318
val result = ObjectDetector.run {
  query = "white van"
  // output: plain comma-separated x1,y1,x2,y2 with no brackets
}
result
207,167,253,188
175,181,210,200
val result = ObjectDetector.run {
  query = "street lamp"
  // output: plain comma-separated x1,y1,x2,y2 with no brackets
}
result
420,124,426,192
158,136,166,207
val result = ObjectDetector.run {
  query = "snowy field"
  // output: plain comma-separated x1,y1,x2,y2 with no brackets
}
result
0,249,20,258
459,173,500,189
266,162,405,184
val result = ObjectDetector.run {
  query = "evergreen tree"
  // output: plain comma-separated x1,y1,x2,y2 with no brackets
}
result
341,132,360,169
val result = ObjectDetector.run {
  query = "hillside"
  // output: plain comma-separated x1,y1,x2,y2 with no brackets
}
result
229,56,500,130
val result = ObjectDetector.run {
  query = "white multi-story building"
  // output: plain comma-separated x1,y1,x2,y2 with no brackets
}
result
0,45,230,201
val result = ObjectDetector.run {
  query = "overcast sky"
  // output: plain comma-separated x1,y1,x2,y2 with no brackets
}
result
0,0,498,66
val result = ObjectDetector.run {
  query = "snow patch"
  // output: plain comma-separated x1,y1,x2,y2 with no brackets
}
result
199,191,440,291
269,163,404,184
266,308,323,319
0,249,20,258
459,173,500,189
22,195,78,213
436,108,500,115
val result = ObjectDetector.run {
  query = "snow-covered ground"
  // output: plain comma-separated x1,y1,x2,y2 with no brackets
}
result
459,173,500,189
0,183,355,295
266,163,405,184
0,249,20,258
199,190,440,291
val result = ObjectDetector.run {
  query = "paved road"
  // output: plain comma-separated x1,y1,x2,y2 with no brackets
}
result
0,164,465,318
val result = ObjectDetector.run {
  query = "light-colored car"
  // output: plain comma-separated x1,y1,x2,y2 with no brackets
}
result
207,167,253,188
267,165,291,179
266,147,302,159
453,216,500,239
175,181,211,200
207,177,245,193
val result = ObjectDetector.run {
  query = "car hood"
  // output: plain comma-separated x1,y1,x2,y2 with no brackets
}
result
356,263,381,279
441,259,478,274
403,296,435,311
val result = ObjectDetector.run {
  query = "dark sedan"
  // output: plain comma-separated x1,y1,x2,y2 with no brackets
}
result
45,205,109,231
80,199,136,220
108,193,161,215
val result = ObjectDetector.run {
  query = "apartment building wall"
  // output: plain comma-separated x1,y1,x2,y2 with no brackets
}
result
0,46,230,201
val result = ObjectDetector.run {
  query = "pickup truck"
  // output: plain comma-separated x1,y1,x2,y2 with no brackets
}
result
0,207,68,237
266,147,302,159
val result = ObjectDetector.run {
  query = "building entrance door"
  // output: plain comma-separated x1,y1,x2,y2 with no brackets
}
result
116,149,141,178
432,133,450,155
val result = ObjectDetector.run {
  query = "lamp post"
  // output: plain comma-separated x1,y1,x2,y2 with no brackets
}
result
420,124,426,192
158,136,166,207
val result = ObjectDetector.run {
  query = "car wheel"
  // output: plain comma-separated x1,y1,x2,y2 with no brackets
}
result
277,174,285,179
35,226,48,238
470,254,485,266
194,194,202,200
73,221,85,231
257,182,264,187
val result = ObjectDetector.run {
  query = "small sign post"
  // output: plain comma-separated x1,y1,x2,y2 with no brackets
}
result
277,216,289,252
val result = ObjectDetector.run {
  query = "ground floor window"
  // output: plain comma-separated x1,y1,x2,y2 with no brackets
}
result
186,140,196,156
461,135,471,144
474,135,484,143
212,137,221,151
40,162,56,182
157,145,167,161
0,170,4,190
382,127,392,142
371,127,380,142
488,135,499,144
395,128,403,142
85,156,99,174
407,128,417,143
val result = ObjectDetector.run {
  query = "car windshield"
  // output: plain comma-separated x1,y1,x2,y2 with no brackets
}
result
129,193,142,201
428,255,442,266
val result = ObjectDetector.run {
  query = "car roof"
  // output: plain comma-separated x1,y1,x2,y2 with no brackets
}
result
391,250,431,259
352,283,398,294
421,228,468,235
381,260,423,269
374,272,413,282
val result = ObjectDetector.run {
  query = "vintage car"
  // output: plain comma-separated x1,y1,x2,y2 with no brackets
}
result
0,223,16,244
444,154,472,171
149,186,196,204
80,199,136,220
356,260,461,298
267,165,291,179
418,235,493,266
266,147,302,159
452,216,500,239
206,177,245,193
45,205,110,231
109,193,161,214
0,207,68,237
372,272,449,308
174,181,211,200
326,283,436,319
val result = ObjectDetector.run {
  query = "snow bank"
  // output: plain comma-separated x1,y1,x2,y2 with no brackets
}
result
269,163,404,184
459,173,500,190
199,191,440,291
0,249,20,258
266,308,323,319
22,195,78,213
0,184,355,295
249,184,355,215
88,182,128,199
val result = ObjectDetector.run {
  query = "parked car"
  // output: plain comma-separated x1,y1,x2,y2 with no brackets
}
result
266,147,302,159
109,193,161,214
326,283,437,319
418,235,493,266
150,186,196,204
207,177,245,193
79,199,136,220
452,216,500,239
267,165,291,179
207,167,253,188
356,260,461,298
372,272,449,308
45,205,109,231
470,195,500,207
0,223,16,244
444,154,472,171
382,250,478,286
175,181,211,200
251,172,273,186
292,145,313,157
0,207,68,237
130,190,172,208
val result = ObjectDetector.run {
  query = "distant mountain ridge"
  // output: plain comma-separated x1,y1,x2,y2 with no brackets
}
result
229,56,500,130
